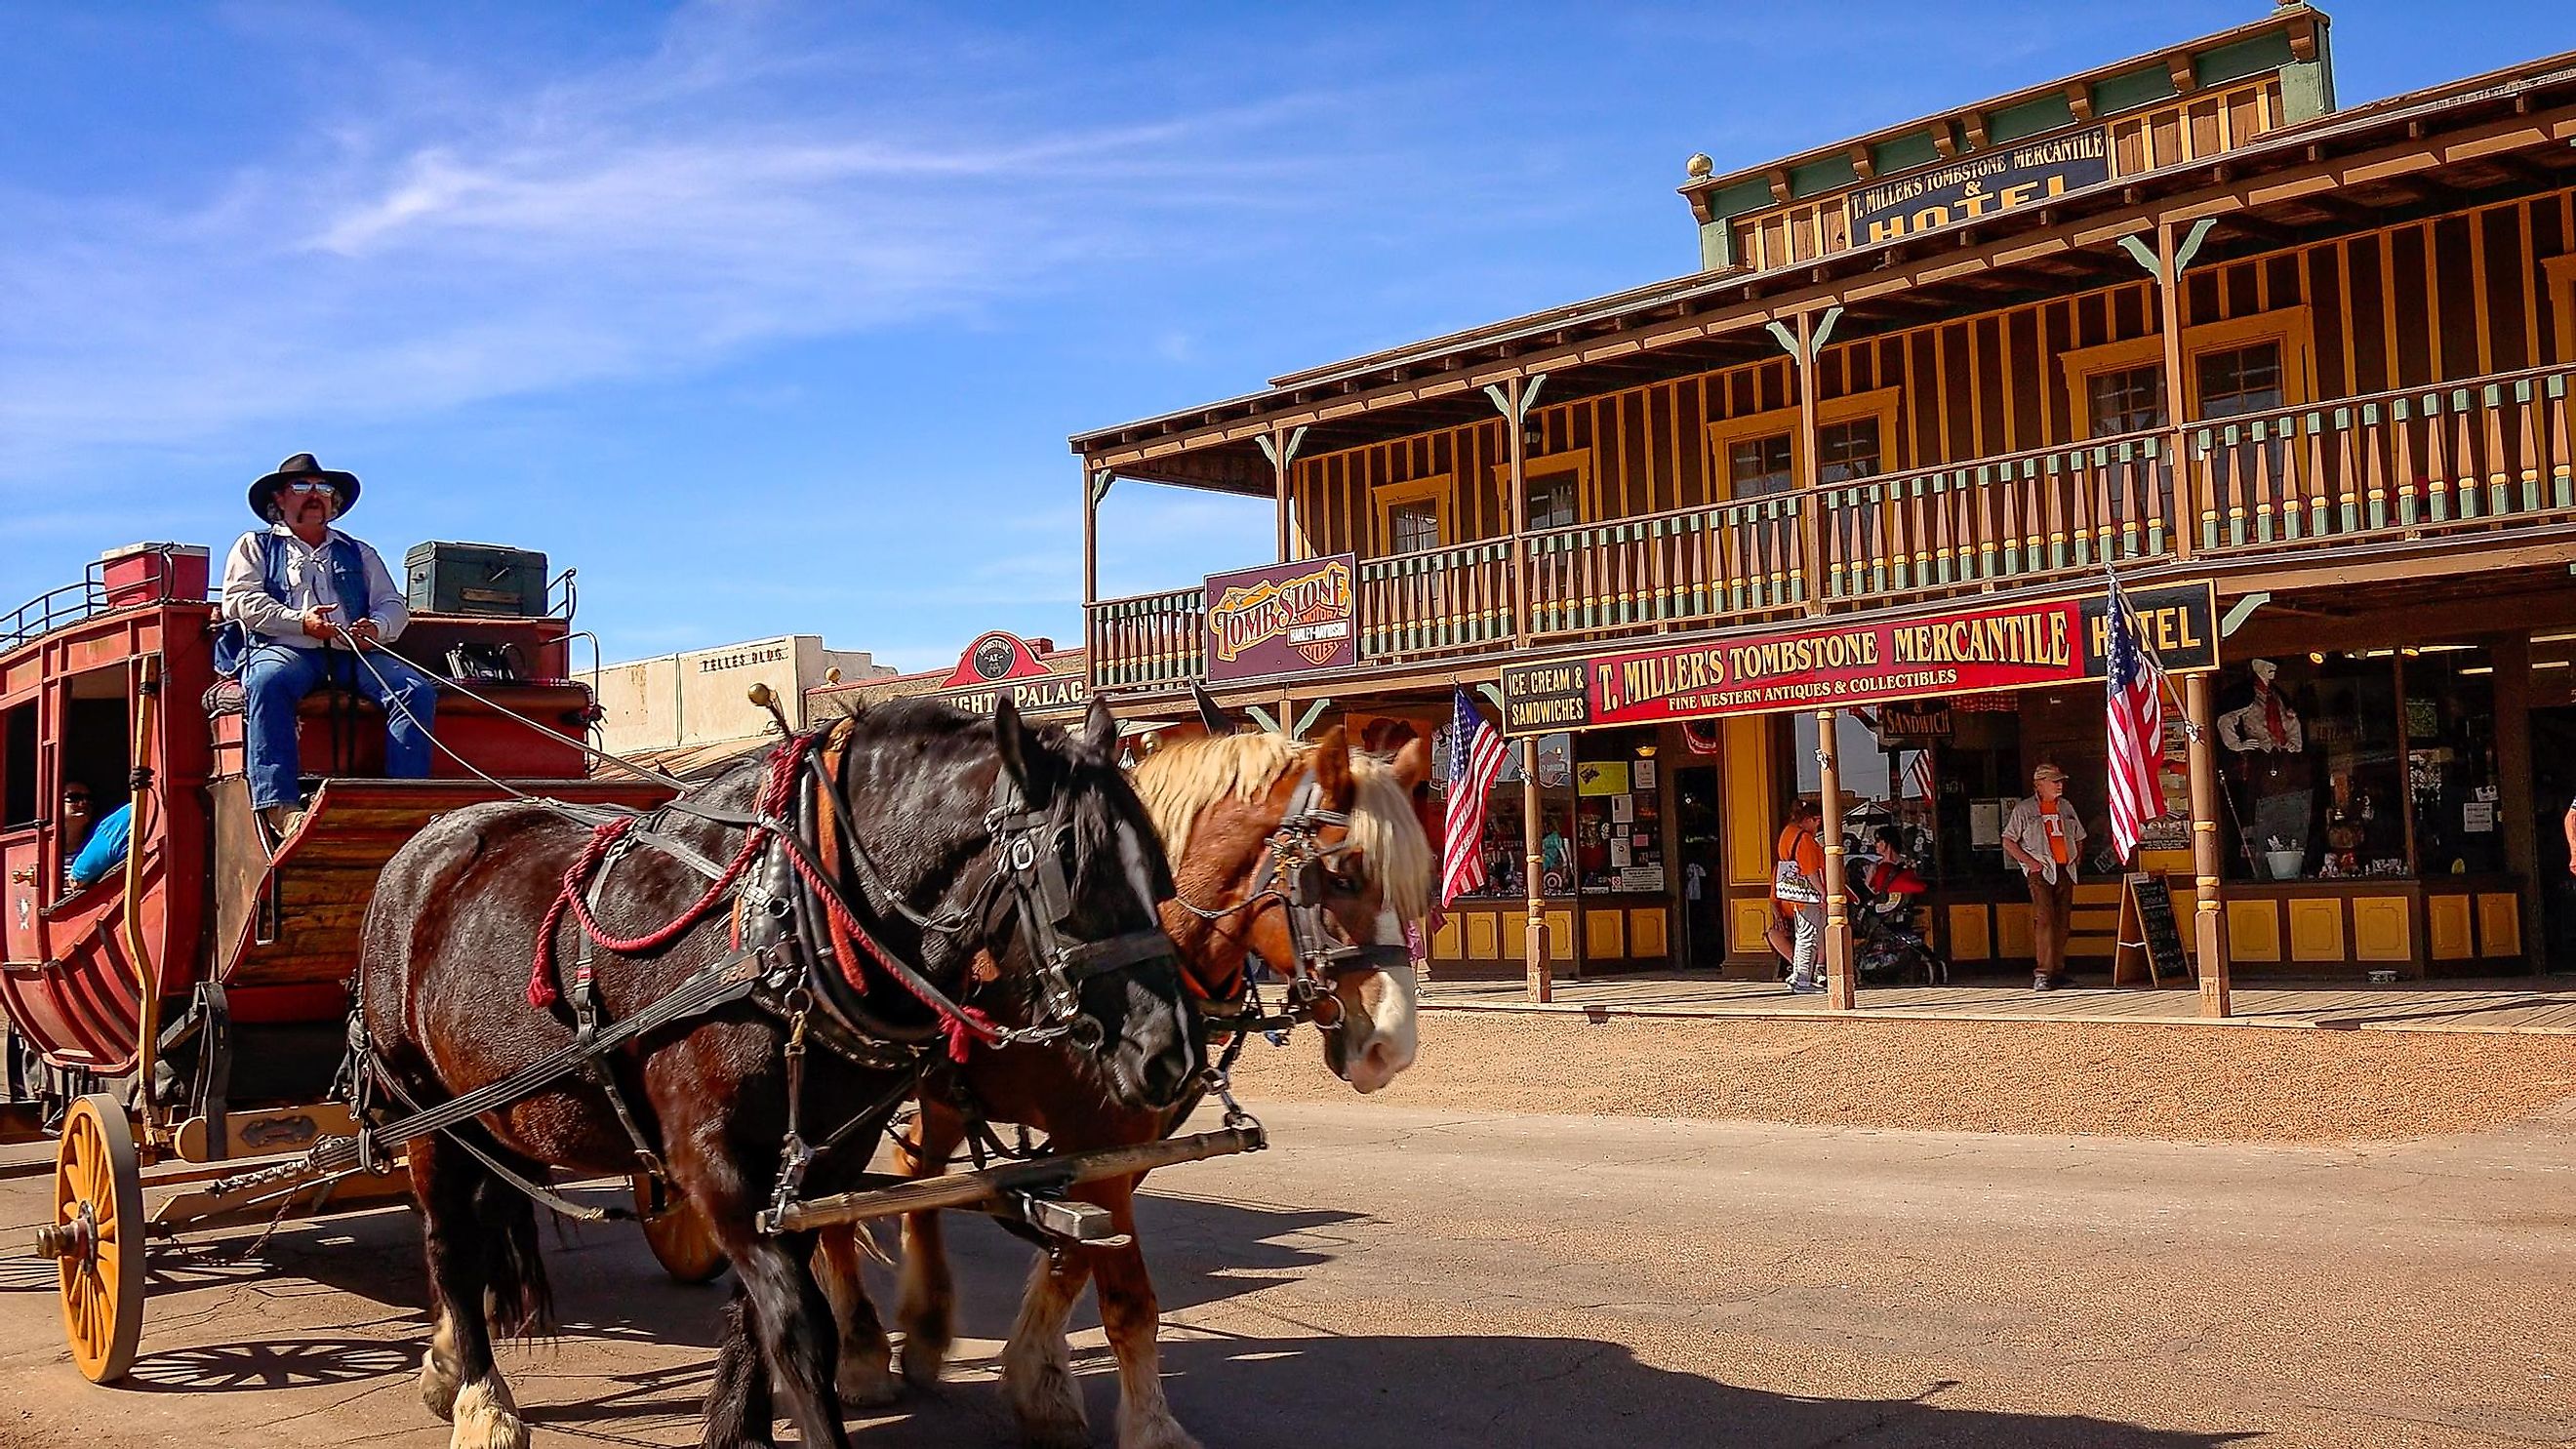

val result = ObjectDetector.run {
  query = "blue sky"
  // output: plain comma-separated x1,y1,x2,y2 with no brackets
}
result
5,2,2566,670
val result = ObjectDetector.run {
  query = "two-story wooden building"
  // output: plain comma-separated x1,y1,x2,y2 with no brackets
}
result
1070,7,2576,1009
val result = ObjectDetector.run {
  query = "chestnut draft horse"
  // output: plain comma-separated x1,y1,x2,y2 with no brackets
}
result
358,699,1202,1449
815,724,1435,1449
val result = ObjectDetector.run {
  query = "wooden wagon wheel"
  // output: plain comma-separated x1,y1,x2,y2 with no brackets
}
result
45,1094,146,1384
633,1174,727,1284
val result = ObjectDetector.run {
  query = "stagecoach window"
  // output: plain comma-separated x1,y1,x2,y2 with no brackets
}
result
2,704,33,827
2195,342,2284,420
2087,364,2167,437
1817,419,1882,485
1389,499,1442,554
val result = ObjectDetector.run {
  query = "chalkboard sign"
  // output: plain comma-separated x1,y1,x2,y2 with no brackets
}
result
2113,873,2192,987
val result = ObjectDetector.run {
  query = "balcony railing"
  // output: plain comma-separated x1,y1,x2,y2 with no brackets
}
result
1358,540,1512,660
1822,431,2176,607
2190,365,2576,555
1086,363,2576,695
1088,585,1204,690
1527,492,1804,640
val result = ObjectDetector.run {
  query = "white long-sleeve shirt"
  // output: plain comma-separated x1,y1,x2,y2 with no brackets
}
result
220,526,410,651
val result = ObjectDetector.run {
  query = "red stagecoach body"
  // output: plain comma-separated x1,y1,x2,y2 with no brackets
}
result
1,542,666,1083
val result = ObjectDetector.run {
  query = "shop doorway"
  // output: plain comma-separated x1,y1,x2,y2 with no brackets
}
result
2533,706,2576,971
1675,764,1724,968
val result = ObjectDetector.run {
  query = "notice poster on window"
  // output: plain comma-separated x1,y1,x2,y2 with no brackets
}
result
1611,795,1634,824
1634,759,1658,789
1609,838,1632,868
1970,799,2005,847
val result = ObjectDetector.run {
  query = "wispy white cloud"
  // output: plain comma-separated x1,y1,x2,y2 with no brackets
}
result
0,5,1383,487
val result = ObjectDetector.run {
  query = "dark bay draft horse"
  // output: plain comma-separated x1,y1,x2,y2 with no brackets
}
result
358,698,1202,1449
817,724,1435,1449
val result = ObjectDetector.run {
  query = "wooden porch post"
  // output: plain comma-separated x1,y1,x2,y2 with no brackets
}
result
1504,375,1531,644
1082,466,1106,693
2187,670,2232,1017
2154,219,2198,562
1522,737,1550,1002
1271,425,1293,563
1792,310,1825,615
1817,707,1856,1009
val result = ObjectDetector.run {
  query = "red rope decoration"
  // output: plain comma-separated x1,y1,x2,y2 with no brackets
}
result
524,731,1009,1063
526,737,810,1009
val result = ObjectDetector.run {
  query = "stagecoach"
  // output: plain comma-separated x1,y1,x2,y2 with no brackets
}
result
2,540,1271,1391
0,541,687,1379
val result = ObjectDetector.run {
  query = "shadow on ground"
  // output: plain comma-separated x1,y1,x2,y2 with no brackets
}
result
37,1183,2256,1447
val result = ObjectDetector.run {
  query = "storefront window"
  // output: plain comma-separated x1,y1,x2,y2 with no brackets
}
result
1435,727,1573,899
1573,728,1663,895
2404,647,2501,875
1526,472,1579,531
2087,363,2165,437
1388,499,1441,554
1817,419,1882,484
1729,434,1795,497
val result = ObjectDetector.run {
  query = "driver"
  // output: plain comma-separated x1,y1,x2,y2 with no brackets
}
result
218,453,439,838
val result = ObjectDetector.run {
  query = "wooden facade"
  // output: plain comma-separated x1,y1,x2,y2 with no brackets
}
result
1074,24,2576,996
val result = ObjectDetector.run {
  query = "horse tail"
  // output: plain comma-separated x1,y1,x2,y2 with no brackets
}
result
475,1171,556,1340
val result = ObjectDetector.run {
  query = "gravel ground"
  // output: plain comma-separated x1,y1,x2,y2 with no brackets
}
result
1228,1012,2576,1142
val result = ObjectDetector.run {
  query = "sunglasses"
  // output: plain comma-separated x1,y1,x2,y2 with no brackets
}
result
63,793,91,804
286,480,338,495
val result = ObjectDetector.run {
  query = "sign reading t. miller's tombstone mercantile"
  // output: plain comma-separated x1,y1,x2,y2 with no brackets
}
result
1845,125,2111,245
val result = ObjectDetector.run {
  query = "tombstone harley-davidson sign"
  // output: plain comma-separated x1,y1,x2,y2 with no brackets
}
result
1846,125,2111,245
1202,554,1358,683
1499,581,2215,734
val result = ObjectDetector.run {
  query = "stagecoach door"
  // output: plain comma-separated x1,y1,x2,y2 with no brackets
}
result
2,700,39,964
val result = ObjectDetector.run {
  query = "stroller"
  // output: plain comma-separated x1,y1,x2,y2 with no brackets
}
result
1849,862,1951,986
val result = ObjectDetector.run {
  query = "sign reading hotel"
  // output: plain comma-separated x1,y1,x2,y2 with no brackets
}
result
1499,582,2216,735
1845,125,2111,244
936,631,1090,718
1202,553,1358,684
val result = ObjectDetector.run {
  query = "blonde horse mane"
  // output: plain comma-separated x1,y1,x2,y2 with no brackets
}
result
1131,731,1432,923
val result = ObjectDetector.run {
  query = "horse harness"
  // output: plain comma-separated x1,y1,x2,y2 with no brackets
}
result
264,722,1184,1228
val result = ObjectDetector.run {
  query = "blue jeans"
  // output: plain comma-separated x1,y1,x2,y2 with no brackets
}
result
240,642,440,809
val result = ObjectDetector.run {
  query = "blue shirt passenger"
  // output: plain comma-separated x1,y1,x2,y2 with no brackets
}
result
69,803,133,888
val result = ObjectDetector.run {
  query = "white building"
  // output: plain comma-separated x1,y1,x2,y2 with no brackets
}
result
594,634,894,761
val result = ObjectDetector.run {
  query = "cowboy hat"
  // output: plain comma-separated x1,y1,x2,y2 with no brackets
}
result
248,453,361,521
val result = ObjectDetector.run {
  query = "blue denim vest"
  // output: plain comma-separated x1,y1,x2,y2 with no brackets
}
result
213,532,371,676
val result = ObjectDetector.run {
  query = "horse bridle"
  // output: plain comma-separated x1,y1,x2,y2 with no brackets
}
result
1176,770,1412,1030
790,732,1183,1054
977,766,1187,1051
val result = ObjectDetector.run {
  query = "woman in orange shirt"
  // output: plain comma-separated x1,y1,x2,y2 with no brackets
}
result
1771,798,1828,994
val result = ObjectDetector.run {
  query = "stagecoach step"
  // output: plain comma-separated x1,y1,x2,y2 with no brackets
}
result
1012,1193,1131,1248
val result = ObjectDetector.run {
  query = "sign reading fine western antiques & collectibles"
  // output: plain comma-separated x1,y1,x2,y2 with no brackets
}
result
1845,125,2111,244
1203,554,1358,683
1498,581,2215,735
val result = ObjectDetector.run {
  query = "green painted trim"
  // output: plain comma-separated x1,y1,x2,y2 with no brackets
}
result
2090,63,2178,118
1988,93,2076,144
1789,155,1859,198
1870,130,1942,176
2195,31,2294,90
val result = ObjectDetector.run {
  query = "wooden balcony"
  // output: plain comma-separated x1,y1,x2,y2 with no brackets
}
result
1087,363,2576,695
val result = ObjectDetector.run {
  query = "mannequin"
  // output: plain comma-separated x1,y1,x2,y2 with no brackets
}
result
2218,658,2313,874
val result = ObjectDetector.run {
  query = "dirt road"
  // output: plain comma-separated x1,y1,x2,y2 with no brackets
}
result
4,1085,2569,1448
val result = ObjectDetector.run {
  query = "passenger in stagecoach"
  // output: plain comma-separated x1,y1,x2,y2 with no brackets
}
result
64,787,132,892
218,453,439,839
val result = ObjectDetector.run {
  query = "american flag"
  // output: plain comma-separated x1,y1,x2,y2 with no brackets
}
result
1440,687,1509,909
2104,575,2167,862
